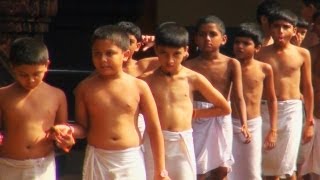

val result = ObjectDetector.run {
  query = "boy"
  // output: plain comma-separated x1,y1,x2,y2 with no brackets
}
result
0,37,74,180
256,0,281,46
183,15,249,180
74,25,169,180
228,23,278,180
256,9,314,179
300,0,320,48
291,17,309,46
298,10,320,179
141,22,231,180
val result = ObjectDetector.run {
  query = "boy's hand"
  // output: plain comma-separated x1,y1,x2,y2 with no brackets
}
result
240,125,251,144
302,122,314,144
141,35,155,51
48,124,75,152
263,129,277,150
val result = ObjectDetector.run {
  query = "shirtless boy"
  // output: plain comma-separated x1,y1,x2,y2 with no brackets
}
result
0,37,74,180
256,9,314,180
74,25,168,180
228,23,278,180
298,10,320,180
141,22,231,180
183,15,250,180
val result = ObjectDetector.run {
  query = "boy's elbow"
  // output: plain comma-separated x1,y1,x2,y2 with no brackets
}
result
224,105,232,115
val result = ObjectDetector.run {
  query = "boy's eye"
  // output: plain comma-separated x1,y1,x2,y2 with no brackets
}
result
198,32,217,38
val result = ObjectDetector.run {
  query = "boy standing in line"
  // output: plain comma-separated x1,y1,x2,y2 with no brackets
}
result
141,22,231,180
184,15,250,180
228,23,278,180
74,25,169,180
256,9,314,180
0,37,74,180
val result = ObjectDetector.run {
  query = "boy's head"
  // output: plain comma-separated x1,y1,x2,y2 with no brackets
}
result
256,0,281,25
155,22,189,48
268,9,298,45
91,25,130,76
268,9,298,26
233,23,262,60
291,17,309,46
194,15,227,52
91,25,130,51
9,37,50,90
195,15,226,35
117,21,142,60
154,22,189,75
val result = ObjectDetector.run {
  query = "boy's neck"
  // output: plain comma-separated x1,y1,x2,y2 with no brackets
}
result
159,66,183,77
272,41,291,50
239,57,254,66
199,51,220,60
98,71,124,80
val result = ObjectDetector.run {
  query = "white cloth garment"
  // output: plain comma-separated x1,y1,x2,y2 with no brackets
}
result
82,145,146,180
261,100,303,176
192,101,234,175
228,116,262,180
138,113,145,138
0,153,56,180
144,129,196,180
299,117,320,177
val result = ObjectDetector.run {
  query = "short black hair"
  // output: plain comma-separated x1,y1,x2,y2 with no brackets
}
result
117,21,142,42
256,0,281,24
91,25,129,51
155,22,189,48
195,15,226,35
234,22,263,46
297,16,309,28
9,37,49,66
268,9,298,26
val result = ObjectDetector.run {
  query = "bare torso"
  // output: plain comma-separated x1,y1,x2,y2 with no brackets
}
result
0,83,66,159
256,44,305,100
183,54,234,101
76,73,142,150
140,67,195,132
232,60,267,120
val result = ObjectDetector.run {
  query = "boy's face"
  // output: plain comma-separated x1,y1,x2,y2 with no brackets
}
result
195,23,227,52
291,27,308,46
128,34,141,59
270,20,296,45
233,37,259,61
92,39,129,76
11,62,49,91
301,3,314,22
155,45,188,74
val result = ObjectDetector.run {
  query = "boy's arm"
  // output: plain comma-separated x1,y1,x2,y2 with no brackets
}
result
193,73,231,118
231,60,250,143
73,85,88,139
301,50,314,144
139,80,167,180
263,64,278,150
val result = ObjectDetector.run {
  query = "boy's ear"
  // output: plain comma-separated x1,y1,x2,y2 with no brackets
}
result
292,26,297,36
123,50,130,62
135,42,142,52
221,34,227,46
255,44,262,54
183,46,189,61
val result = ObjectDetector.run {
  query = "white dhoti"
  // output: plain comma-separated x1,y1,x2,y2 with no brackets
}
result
138,113,145,138
192,101,234,175
299,117,320,177
144,129,196,180
228,117,262,180
83,145,146,180
0,153,56,180
261,100,303,176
